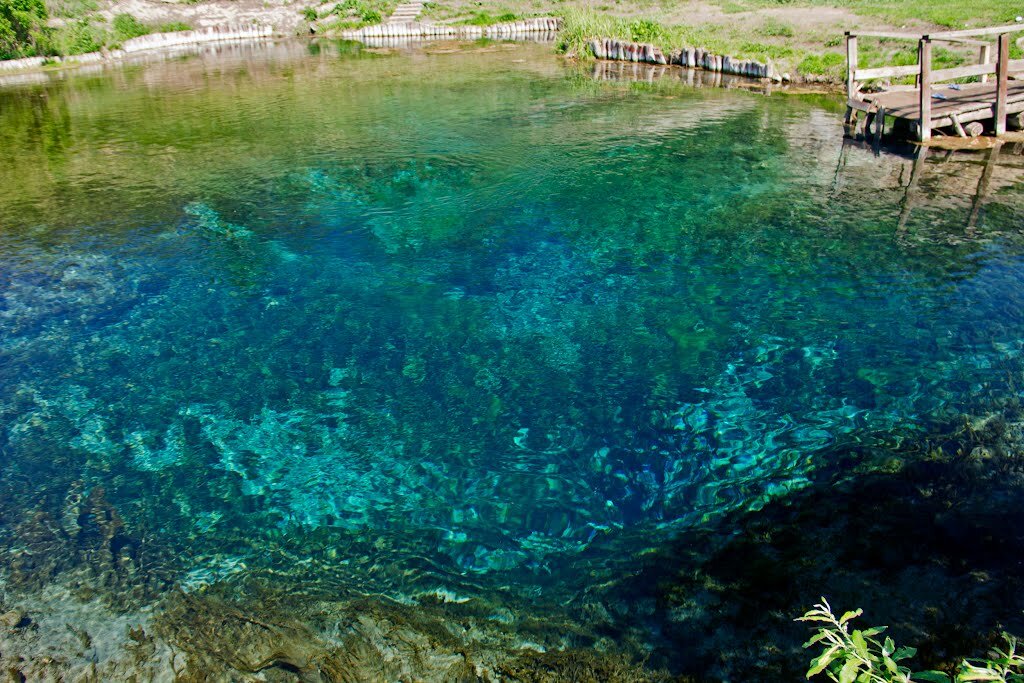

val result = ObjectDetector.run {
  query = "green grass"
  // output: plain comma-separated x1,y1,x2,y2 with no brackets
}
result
713,0,1018,29
796,51,843,77
455,10,520,25
757,18,793,38
112,13,149,42
157,21,192,32
556,8,804,66
328,0,395,26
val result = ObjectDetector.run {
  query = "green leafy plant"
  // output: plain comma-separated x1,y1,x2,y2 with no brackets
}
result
0,0,51,59
798,599,1024,683
112,13,149,42
958,636,1024,683
797,598,941,682
628,18,665,44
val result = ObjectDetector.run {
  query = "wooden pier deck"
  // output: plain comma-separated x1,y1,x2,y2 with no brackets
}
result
845,25,1024,142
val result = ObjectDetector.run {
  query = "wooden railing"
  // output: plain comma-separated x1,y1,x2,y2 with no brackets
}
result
845,25,1024,140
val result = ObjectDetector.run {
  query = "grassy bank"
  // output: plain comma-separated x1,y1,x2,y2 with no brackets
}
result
3,0,1024,78
418,0,1023,79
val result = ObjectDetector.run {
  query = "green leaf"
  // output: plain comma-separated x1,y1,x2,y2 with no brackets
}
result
839,658,861,683
852,631,870,660
957,665,1005,682
803,631,829,648
863,626,888,637
894,647,918,662
840,609,864,625
807,646,840,678
912,672,951,683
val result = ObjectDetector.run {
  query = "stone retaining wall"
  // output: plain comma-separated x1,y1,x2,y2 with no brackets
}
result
339,17,561,40
0,25,275,73
590,38,787,82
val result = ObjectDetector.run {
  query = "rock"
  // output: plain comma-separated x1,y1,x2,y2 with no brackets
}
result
782,72,791,82
0,610,25,628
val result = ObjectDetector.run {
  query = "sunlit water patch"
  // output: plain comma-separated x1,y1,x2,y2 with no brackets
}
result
2,40,1024,603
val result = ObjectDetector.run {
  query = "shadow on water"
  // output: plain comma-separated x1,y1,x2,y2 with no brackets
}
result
605,413,1024,680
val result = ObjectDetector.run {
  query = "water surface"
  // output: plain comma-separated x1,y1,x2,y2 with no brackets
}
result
2,39,1024,623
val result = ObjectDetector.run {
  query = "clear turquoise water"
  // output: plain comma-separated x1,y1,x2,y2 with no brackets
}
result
2,40,1024,602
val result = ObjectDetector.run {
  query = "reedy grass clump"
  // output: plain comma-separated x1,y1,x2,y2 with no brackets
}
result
556,7,801,66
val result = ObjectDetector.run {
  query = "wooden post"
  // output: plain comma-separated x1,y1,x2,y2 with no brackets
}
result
846,32,858,99
979,43,991,84
994,33,1009,136
918,37,932,142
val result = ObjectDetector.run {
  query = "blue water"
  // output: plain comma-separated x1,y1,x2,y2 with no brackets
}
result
1,40,1024,605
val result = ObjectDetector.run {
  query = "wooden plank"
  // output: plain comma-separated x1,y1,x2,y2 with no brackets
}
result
931,37,992,46
931,62,995,81
848,30,925,40
1011,59,1024,71
930,98,1024,129
980,44,991,84
846,33,858,98
854,64,920,80
847,98,876,112
932,25,1024,39
919,38,932,141
996,33,1009,135
874,107,886,144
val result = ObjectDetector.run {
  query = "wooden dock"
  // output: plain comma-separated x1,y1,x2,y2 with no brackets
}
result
845,25,1024,142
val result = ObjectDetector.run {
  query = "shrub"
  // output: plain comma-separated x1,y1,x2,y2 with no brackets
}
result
798,598,1024,683
112,13,149,42
53,18,105,55
628,18,666,44
0,0,51,59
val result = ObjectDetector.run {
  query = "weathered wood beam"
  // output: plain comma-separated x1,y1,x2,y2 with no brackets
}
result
847,30,924,40
980,44,991,84
846,32,858,98
854,64,920,80
932,25,1024,38
995,33,1009,135
930,62,996,81
919,38,932,141
950,112,967,137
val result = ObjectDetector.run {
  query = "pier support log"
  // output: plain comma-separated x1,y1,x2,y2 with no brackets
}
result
964,121,985,137
845,32,858,99
995,33,1009,136
918,37,932,142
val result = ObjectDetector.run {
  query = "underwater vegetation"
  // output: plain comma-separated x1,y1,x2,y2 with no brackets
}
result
2,43,1024,679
